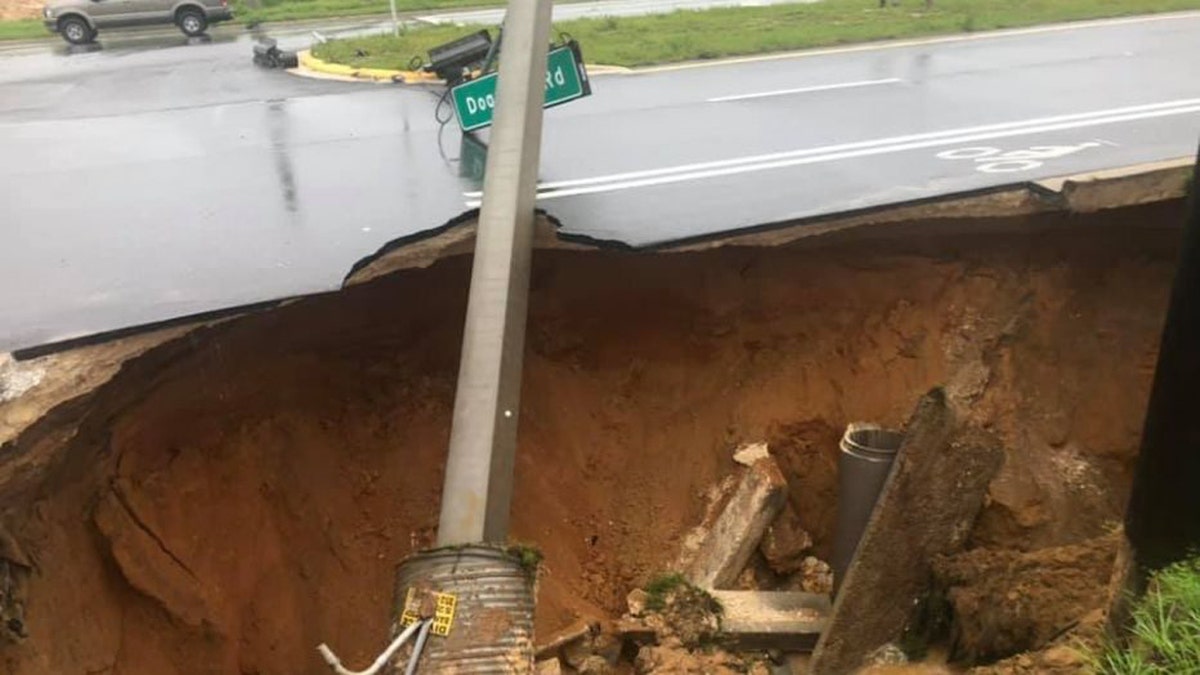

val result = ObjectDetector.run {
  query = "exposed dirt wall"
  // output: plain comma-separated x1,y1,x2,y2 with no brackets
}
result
0,202,1183,674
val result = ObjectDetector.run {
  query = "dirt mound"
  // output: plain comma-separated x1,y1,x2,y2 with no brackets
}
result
934,532,1119,664
0,202,1182,673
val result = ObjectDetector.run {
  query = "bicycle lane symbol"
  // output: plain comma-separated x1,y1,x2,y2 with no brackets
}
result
936,140,1112,174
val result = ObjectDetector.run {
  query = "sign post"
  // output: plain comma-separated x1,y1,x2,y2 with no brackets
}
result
450,42,590,133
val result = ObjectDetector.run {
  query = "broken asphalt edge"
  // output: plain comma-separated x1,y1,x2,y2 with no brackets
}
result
5,157,1192,363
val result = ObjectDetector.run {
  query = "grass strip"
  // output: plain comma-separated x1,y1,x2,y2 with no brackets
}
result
312,0,1200,70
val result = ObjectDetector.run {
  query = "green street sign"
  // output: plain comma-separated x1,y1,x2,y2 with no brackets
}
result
451,42,591,133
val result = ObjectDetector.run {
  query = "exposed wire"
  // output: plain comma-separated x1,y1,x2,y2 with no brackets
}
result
434,86,454,126
317,620,427,675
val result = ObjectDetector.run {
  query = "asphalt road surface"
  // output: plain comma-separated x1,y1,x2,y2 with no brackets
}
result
2,12,1200,351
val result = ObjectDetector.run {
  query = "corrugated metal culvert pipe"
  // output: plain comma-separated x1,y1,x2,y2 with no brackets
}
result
392,544,536,673
832,423,904,593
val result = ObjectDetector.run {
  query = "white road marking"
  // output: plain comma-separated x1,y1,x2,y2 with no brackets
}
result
706,78,902,103
462,99,1200,206
936,141,1106,173
463,98,1200,201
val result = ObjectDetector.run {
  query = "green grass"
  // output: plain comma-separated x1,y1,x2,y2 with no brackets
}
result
505,542,544,575
643,572,688,612
1089,556,1200,674
0,19,45,40
313,24,484,69
312,0,1200,69
10,0,1200,44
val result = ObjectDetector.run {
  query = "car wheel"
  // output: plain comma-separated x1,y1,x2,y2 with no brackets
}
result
176,8,207,37
59,16,93,45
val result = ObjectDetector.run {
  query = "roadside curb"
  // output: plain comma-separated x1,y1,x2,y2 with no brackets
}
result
296,49,441,84
294,48,628,84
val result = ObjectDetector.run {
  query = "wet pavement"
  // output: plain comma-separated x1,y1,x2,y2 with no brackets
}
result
2,11,1200,351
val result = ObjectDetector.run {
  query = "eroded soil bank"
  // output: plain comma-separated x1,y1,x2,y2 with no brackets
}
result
0,201,1184,673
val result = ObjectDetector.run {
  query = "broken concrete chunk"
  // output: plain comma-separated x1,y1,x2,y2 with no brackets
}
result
684,458,787,589
759,503,814,575
626,588,649,617
577,654,613,674
590,633,622,665
562,637,592,670
794,556,834,595
866,643,908,666
710,590,830,652
535,658,563,675
614,618,656,646
733,441,771,466
534,620,597,660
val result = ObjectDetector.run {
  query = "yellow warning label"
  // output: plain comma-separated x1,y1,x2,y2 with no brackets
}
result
400,588,457,637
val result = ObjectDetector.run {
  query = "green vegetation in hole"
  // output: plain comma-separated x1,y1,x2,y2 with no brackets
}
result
644,572,689,612
642,573,724,615
1087,555,1200,674
506,543,544,574
306,0,1200,69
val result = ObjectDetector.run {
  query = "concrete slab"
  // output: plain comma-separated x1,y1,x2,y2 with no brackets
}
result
711,590,830,652
534,620,598,661
809,389,1004,675
683,458,788,589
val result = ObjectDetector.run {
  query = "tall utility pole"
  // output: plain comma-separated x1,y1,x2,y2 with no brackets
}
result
436,0,554,547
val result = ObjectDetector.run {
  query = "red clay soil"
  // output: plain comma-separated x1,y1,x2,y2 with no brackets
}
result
0,202,1182,674
934,531,1120,663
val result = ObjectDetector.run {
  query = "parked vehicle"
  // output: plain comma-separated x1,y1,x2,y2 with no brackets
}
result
42,0,233,45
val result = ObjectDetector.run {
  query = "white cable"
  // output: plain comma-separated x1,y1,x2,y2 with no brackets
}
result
316,620,425,675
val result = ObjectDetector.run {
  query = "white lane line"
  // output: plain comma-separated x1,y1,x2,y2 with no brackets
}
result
462,101,1200,206
463,97,1200,198
706,78,902,103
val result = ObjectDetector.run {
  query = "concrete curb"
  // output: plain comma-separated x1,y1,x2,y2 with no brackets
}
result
296,49,441,84
294,48,623,84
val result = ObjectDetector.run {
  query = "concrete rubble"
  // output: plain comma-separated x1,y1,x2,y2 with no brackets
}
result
810,390,1004,675
523,409,1001,672
681,453,787,589
608,443,834,666
759,503,814,576
709,590,829,651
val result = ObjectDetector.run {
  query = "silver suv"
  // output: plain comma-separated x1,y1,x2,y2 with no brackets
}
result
43,0,233,44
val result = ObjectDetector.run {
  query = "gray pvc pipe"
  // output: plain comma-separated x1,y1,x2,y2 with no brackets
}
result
831,424,904,594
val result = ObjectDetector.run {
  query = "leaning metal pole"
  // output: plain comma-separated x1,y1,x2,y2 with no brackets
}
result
384,2,552,672
435,0,553,547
